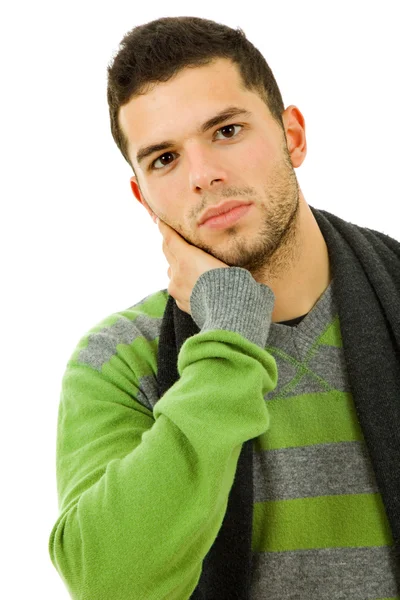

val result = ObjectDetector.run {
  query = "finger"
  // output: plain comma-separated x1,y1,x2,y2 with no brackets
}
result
158,220,184,247
157,218,170,234
159,224,180,263
162,236,177,264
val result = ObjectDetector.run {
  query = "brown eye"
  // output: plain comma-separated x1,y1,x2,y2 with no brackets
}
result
216,124,242,139
152,152,176,170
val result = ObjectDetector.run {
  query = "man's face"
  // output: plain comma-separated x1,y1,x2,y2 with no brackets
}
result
119,58,306,276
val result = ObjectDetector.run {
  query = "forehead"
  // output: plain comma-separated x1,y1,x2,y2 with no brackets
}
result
118,58,263,166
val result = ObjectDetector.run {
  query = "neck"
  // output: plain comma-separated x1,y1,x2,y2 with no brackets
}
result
258,198,331,323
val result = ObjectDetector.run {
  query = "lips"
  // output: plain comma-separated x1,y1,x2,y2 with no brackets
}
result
199,200,252,226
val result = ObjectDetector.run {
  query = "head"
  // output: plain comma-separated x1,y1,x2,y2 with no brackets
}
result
107,16,308,280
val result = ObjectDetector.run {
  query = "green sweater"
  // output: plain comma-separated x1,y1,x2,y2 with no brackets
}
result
49,267,400,599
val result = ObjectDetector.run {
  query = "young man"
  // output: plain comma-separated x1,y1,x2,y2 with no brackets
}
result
49,16,400,600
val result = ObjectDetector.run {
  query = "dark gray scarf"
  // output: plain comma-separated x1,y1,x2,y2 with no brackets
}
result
156,206,400,599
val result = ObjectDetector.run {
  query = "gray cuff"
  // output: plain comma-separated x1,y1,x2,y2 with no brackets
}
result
190,267,275,349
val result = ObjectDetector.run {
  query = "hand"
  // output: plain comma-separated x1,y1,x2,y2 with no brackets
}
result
157,218,229,315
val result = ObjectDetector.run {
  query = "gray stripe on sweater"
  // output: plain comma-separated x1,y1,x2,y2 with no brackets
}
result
78,314,162,371
250,545,400,600
265,344,350,401
253,441,379,501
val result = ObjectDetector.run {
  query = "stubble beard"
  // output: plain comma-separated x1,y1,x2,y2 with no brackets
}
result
206,146,301,282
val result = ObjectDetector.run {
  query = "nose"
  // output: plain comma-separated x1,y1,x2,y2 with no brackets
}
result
186,143,228,191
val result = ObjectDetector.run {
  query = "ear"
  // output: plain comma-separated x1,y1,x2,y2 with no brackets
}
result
130,176,144,205
281,105,307,168
130,176,158,223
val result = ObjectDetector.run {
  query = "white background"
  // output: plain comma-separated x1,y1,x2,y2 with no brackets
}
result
1,0,399,598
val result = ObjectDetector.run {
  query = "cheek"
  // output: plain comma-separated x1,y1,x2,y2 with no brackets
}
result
240,143,273,173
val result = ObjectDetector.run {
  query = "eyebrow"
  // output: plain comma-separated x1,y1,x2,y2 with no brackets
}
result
136,105,253,167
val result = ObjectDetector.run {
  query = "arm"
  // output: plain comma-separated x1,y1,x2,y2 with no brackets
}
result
48,268,277,600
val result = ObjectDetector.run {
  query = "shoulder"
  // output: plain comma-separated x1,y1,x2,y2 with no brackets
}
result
66,288,169,372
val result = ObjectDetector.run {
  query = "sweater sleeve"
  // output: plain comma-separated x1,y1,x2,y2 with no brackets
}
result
48,267,278,600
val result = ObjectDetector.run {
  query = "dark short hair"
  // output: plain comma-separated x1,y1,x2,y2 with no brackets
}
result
107,16,286,173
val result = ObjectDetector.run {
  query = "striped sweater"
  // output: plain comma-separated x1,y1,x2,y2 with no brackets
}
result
49,267,400,599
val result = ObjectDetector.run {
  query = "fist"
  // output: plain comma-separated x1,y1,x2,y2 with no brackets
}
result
157,218,229,315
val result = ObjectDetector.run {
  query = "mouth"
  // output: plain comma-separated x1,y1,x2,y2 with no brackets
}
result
199,203,253,230
198,200,253,226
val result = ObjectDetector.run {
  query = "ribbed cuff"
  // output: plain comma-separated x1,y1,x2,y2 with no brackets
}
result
189,267,275,349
